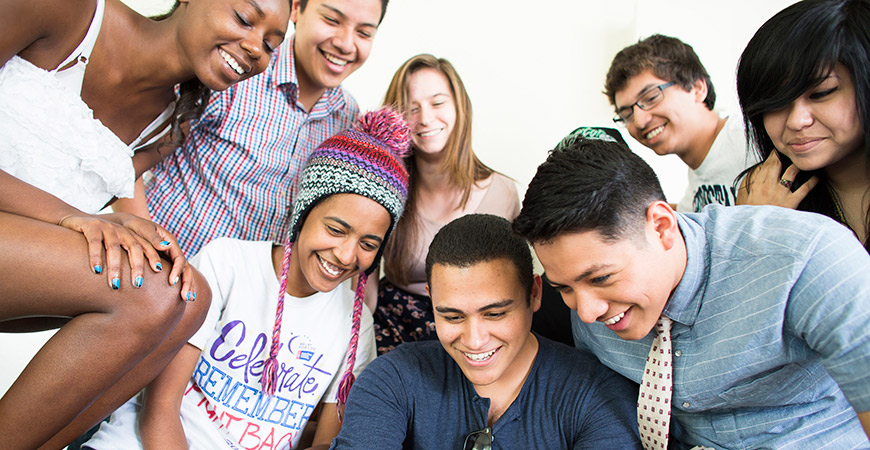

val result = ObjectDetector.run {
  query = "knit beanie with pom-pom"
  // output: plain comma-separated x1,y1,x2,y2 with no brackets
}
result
260,107,411,414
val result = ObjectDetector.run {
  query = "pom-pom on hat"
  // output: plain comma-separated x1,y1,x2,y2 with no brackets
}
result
261,107,411,415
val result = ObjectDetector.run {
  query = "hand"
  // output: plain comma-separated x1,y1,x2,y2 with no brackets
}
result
737,151,819,209
58,212,196,302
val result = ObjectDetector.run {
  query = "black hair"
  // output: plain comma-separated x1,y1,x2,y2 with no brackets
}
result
512,137,665,244
737,0,870,251
299,0,390,24
425,214,534,301
151,1,212,155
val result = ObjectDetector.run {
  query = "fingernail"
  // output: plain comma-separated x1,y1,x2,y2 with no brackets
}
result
172,277,179,286
135,276,143,288
160,241,171,246
112,278,120,290
93,265,102,274
186,292,196,302
155,262,163,272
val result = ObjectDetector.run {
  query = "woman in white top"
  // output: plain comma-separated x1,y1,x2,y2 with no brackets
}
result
0,0,290,447
371,54,520,355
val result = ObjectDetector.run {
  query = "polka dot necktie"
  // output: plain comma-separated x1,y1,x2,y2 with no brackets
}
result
638,316,673,450
637,316,714,450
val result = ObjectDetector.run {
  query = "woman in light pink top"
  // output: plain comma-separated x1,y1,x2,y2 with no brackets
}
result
370,54,520,355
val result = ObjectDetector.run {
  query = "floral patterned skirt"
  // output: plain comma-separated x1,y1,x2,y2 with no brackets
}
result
373,279,437,355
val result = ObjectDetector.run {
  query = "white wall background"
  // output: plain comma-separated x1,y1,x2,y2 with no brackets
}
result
1,0,798,398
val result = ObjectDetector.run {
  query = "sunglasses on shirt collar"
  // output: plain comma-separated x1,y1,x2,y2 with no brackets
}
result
463,426,493,450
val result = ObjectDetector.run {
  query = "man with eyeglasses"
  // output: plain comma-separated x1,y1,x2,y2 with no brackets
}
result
605,34,758,213
330,214,642,449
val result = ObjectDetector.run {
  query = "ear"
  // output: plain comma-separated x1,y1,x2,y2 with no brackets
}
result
290,0,303,24
691,78,708,104
425,283,431,297
645,201,680,251
530,274,543,314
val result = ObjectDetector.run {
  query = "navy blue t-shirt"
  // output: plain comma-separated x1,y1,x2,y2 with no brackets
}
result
331,336,642,449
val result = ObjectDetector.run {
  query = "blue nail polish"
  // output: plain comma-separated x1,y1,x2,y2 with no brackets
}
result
172,277,179,286
112,278,120,290
155,262,163,272
135,276,143,288
94,265,102,274
160,241,171,246
187,292,196,302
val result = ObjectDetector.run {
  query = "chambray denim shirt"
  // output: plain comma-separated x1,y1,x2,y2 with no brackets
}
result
572,204,870,450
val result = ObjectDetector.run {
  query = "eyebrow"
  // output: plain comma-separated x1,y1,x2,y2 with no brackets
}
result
615,82,661,111
543,264,612,287
245,0,265,17
434,299,515,315
321,3,379,29
324,216,384,243
244,0,287,38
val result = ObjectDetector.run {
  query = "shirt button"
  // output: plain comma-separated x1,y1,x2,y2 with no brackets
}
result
674,350,682,357
682,402,690,408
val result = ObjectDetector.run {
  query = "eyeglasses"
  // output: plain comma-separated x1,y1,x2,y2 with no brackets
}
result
612,81,676,123
462,427,492,450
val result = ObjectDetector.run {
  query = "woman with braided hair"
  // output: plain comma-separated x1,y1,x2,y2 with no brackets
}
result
85,108,410,450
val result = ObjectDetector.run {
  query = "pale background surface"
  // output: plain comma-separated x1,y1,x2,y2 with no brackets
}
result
1,0,798,397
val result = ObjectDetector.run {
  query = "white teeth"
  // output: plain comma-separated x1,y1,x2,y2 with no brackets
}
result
603,312,625,326
323,52,348,66
317,255,343,277
464,349,496,362
645,125,664,140
219,49,245,75
418,129,442,137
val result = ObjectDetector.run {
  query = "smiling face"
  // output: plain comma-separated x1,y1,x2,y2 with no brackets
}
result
405,67,457,158
613,70,709,160
290,0,381,99
286,193,391,297
533,203,685,341
762,64,864,174
428,258,541,396
180,0,290,90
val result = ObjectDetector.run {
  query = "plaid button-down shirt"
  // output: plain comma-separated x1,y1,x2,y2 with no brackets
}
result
146,36,359,256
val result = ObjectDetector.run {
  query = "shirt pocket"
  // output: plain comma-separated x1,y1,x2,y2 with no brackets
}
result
716,362,824,407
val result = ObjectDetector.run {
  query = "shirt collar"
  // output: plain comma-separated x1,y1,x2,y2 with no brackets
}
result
662,213,709,326
272,34,347,114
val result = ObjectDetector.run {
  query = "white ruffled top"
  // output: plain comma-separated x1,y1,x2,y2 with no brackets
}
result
0,56,135,213
0,0,173,213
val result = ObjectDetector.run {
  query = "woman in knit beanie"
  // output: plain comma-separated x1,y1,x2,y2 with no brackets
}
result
84,108,410,450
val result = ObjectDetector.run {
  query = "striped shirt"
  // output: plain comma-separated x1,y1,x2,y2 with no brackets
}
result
145,36,359,255
572,204,870,450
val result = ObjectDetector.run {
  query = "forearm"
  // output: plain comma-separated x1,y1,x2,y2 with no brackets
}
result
0,170,85,224
139,344,202,450
139,402,188,450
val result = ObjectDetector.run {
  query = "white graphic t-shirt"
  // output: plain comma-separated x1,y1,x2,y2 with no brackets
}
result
677,114,759,212
85,238,375,450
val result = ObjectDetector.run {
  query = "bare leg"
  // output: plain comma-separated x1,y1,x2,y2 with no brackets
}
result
0,212,211,449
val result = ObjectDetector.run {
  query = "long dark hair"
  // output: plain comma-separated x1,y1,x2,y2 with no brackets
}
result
151,1,211,152
737,0,870,251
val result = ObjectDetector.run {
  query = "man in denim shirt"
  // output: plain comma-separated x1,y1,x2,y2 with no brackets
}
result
513,136,870,449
